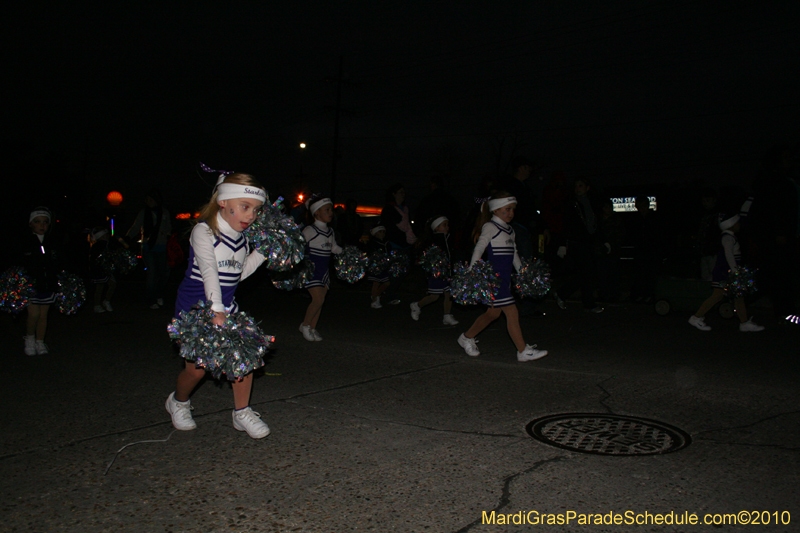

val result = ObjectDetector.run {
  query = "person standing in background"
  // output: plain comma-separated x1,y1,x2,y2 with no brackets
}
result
126,189,172,309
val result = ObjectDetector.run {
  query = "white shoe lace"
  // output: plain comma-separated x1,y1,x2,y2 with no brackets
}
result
174,402,194,421
237,409,266,432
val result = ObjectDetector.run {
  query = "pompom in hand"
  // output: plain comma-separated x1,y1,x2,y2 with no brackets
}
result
244,196,306,272
388,250,410,278
513,258,551,298
55,271,87,315
167,300,274,381
450,260,500,306
418,245,450,280
721,266,757,299
0,267,35,314
367,251,392,276
334,246,367,283
272,259,314,290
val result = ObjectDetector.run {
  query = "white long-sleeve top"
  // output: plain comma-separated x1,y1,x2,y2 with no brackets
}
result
720,230,741,271
302,220,343,257
187,212,265,312
470,215,522,272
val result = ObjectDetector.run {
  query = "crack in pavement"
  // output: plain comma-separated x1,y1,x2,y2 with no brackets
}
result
690,409,800,450
0,360,461,461
453,455,568,533
283,400,523,438
690,409,800,437
595,375,616,413
692,439,800,451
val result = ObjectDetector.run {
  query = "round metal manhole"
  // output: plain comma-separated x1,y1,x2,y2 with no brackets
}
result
526,413,691,456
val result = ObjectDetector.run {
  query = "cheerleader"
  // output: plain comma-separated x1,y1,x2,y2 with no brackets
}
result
410,216,458,325
457,192,548,362
166,172,271,439
299,195,342,341
21,207,58,355
367,224,390,309
689,213,764,332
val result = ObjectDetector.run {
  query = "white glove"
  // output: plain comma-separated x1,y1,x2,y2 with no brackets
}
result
604,242,611,254
557,246,567,259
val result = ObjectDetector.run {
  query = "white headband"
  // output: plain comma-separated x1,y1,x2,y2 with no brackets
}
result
488,197,517,212
430,216,448,231
370,225,386,236
217,183,267,203
309,198,332,215
30,210,51,223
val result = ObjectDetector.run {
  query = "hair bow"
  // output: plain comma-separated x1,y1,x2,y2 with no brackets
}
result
200,162,235,190
305,193,323,208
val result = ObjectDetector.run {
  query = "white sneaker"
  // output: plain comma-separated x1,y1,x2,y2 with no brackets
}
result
94,305,106,313
24,335,36,356
311,329,323,341
442,314,459,325
157,298,164,306
35,340,48,355
458,333,480,357
370,297,382,309
387,299,401,305
517,344,548,362
410,302,421,321
299,324,316,342
739,319,765,332
165,392,197,431
688,315,711,331
103,300,113,312
232,407,271,439
554,293,566,310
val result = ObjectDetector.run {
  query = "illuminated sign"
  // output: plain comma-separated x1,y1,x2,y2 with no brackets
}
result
333,204,383,216
611,197,657,212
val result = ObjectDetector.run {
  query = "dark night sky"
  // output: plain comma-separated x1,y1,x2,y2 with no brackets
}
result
4,0,799,219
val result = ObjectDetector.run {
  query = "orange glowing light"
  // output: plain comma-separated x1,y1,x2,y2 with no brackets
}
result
106,191,123,206
332,204,383,216
356,206,382,216
297,194,304,203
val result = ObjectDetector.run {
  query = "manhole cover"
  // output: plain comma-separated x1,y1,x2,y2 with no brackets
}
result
526,413,691,456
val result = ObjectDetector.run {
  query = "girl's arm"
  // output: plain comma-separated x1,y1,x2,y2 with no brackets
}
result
469,224,491,266
190,224,226,313
331,240,343,255
160,209,172,240
511,227,522,271
721,233,738,271
126,209,145,240
240,249,265,281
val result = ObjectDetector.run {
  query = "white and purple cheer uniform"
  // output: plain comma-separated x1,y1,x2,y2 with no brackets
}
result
470,215,522,308
367,237,390,284
175,212,264,317
427,232,452,295
302,220,342,289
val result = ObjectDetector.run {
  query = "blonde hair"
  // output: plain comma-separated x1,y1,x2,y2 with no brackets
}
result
472,190,513,243
197,173,264,236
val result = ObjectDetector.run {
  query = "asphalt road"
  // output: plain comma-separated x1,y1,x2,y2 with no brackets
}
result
1,269,797,532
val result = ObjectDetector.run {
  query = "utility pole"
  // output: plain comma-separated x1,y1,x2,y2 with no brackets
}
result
330,55,343,201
